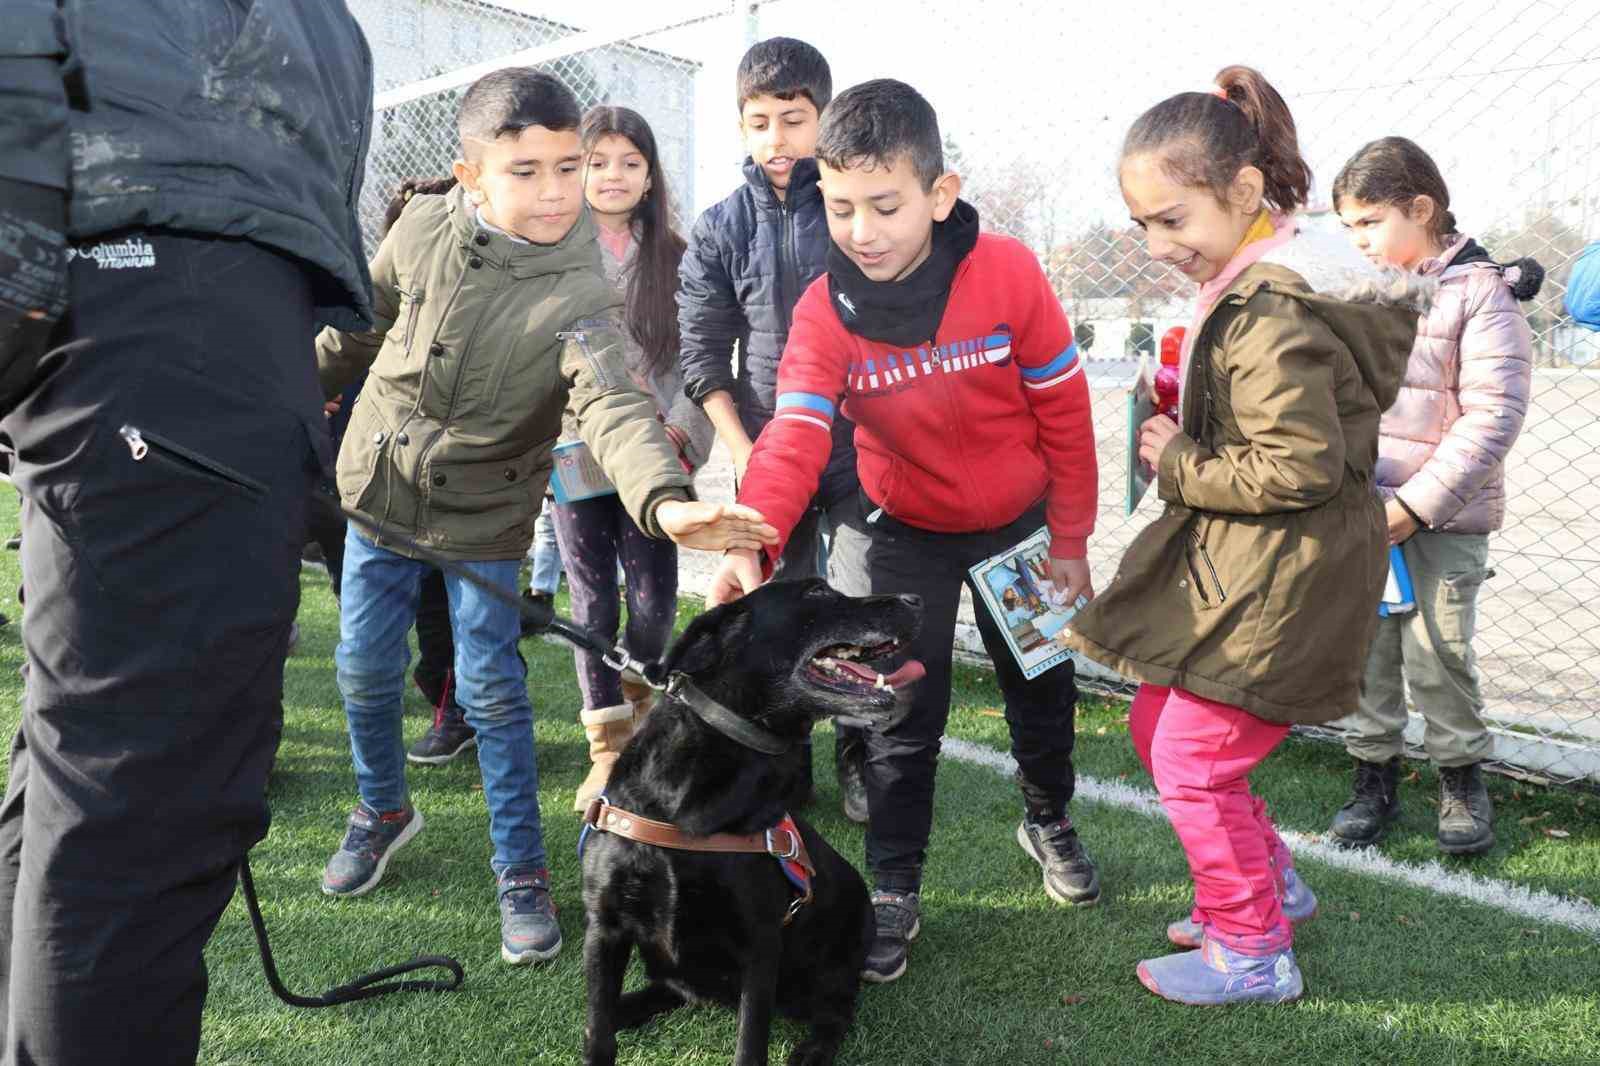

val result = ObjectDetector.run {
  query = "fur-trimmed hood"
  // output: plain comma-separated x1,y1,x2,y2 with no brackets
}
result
1216,224,1435,415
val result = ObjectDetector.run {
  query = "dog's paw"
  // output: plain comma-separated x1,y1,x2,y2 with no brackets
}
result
786,1039,840,1066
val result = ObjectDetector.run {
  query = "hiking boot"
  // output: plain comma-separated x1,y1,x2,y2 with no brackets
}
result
861,890,920,984
1138,936,1303,1006
519,590,553,638
1328,756,1402,848
1437,762,1495,855
1016,815,1101,905
498,867,562,964
1167,867,1319,949
407,701,477,766
321,803,422,897
836,744,869,825
574,704,636,812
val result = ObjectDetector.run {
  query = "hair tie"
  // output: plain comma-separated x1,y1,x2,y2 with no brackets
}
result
1211,86,1231,102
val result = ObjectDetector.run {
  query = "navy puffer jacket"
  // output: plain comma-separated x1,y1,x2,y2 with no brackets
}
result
677,158,857,504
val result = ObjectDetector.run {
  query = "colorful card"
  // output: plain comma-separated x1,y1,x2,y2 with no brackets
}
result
549,440,617,504
968,526,1084,680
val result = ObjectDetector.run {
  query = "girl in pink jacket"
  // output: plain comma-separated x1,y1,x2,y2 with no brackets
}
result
1329,136,1538,856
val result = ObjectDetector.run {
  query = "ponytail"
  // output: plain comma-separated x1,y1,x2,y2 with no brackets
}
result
1122,65,1310,213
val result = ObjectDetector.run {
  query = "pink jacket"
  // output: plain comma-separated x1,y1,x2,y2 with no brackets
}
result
1380,235,1533,534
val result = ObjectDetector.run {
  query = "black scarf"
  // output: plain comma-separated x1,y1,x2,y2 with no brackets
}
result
826,199,980,347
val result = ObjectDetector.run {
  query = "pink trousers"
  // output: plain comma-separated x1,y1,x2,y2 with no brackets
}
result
1130,684,1294,953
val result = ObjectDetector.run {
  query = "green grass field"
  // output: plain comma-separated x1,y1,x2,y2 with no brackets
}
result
0,507,1594,1064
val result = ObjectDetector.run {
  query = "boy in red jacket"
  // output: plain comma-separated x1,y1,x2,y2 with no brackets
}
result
709,78,1101,985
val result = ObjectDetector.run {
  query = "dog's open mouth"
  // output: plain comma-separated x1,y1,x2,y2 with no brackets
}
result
805,640,926,695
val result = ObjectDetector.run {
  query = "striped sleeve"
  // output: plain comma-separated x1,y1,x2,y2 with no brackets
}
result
1012,249,1097,559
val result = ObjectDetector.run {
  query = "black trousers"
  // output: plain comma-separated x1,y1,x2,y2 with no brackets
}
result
0,232,325,1065
829,492,1079,890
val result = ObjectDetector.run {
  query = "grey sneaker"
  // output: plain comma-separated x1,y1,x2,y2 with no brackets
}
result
499,867,562,964
1017,816,1101,905
321,803,422,897
1437,762,1495,855
861,890,920,984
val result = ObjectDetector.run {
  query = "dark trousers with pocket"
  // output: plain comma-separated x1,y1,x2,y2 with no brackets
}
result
0,232,326,1065
829,492,1079,890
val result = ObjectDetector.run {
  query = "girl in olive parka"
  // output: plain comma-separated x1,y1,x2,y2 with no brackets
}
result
1061,66,1426,1007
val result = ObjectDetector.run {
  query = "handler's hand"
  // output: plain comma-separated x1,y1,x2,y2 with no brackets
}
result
655,499,777,553
1384,498,1420,546
1048,557,1095,606
1137,414,1182,470
707,547,764,606
324,398,341,419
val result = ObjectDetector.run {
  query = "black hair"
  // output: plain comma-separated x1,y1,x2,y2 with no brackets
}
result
382,175,459,236
580,106,686,377
1122,65,1311,213
736,37,832,114
457,68,581,157
1332,136,1457,239
815,79,944,191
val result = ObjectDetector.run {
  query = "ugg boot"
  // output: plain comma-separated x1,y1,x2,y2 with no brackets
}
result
575,704,636,812
620,676,657,722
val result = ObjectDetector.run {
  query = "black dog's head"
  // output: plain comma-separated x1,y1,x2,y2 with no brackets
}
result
661,579,924,739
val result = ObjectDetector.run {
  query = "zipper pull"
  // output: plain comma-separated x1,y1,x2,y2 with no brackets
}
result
119,424,148,461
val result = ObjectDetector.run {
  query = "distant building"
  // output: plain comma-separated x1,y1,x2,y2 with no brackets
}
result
349,0,699,250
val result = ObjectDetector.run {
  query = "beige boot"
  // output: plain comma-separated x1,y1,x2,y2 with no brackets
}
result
620,677,657,723
575,704,635,812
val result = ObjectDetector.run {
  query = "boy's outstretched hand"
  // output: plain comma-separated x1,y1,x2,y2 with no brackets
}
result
1048,557,1095,606
706,547,764,606
655,500,778,554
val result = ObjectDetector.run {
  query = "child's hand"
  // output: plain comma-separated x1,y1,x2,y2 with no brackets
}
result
730,439,754,484
1384,498,1419,545
1048,557,1095,606
1137,414,1182,469
655,499,777,553
707,548,764,606
323,398,341,419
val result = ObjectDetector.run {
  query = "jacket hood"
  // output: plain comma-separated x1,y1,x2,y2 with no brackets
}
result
444,183,604,280
1228,225,1435,414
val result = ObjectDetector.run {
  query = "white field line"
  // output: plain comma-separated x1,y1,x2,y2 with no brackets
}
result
941,737,1600,939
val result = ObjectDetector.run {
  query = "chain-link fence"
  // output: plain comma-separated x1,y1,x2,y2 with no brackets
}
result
350,0,1600,785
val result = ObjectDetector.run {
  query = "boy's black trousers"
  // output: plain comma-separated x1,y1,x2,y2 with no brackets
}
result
0,232,326,1064
828,491,1080,891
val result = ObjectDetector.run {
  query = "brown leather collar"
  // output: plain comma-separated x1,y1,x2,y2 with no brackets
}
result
582,799,817,924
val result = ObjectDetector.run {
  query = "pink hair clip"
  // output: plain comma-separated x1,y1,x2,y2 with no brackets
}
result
1211,86,1230,100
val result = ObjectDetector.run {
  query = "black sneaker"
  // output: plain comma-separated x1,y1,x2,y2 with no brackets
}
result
861,890,920,984
836,747,869,825
1437,762,1495,855
1329,756,1402,848
519,590,553,638
321,803,422,897
407,701,477,766
1016,815,1101,905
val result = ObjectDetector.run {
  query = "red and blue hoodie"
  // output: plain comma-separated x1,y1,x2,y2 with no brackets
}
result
737,232,1097,574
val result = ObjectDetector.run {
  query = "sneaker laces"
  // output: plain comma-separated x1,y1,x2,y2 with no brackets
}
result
1349,760,1392,807
500,871,555,917
1438,766,1472,820
870,892,917,940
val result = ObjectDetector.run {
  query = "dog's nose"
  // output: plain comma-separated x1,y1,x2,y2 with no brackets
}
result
897,594,923,609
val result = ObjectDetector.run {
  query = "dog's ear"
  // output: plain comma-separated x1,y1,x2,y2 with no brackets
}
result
663,600,750,677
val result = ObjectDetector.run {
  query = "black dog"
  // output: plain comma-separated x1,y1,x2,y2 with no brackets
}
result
581,579,923,1066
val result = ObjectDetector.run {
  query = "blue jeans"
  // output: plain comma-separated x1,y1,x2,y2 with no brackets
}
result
336,528,546,874
526,496,563,595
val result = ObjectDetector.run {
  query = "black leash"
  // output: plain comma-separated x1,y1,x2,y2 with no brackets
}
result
239,857,464,1006
241,491,667,1009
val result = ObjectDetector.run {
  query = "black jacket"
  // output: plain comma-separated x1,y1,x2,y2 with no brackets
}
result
0,0,375,332
676,157,856,503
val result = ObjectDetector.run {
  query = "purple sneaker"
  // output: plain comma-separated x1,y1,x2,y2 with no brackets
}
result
1167,866,1318,949
1138,937,1303,1006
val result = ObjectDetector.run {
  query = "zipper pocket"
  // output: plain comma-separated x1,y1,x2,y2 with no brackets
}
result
1184,527,1227,606
399,286,425,355
118,425,268,500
